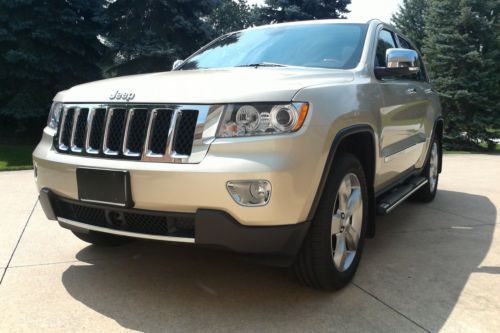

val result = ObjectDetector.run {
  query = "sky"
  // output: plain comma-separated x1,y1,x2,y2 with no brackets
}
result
247,0,403,24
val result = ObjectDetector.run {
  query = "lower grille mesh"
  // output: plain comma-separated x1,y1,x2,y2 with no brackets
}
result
57,199,195,238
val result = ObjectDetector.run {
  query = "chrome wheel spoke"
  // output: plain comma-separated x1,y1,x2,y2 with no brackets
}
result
331,213,342,235
347,188,361,216
345,226,359,250
333,233,348,269
338,177,351,211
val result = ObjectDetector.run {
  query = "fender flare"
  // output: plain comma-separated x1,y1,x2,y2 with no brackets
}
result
307,124,376,222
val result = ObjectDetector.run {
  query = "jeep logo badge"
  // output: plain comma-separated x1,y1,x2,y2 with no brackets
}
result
109,90,135,102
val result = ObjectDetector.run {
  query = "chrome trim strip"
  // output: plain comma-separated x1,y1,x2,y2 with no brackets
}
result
58,108,69,151
58,217,196,244
384,178,428,214
80,198,127,207
70,107,82,153
384,142,425,163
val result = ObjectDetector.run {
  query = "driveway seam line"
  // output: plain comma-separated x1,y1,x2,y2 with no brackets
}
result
352,282,431,333
378,221,498,235
421,204,495,225
0,199,38,285
7,259,82,269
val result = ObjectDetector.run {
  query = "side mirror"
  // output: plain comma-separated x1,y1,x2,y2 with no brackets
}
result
375,48,420,79
172,59,184,70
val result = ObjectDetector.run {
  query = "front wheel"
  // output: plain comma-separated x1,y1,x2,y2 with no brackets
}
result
292,153,368,291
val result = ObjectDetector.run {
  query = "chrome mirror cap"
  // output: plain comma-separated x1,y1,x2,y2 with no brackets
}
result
172,59,184,70
375,48,420,79
386,48,420,72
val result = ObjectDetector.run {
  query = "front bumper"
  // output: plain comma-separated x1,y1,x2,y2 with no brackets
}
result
39,188,309,259
34,125,326,226
33,122,328,259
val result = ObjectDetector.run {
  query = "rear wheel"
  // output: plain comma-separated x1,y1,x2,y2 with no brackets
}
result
413,139,440,202
72,230,133,246
292,153,368,291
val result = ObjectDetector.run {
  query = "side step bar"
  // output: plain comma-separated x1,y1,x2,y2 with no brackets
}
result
376,176,428,215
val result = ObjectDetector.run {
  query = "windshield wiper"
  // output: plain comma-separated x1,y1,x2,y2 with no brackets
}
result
236,62,288,68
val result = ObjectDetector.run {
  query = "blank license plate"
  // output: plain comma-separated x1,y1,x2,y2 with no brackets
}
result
76,168,132,207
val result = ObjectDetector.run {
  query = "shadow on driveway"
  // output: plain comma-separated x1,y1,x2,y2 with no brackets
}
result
61,190,496,332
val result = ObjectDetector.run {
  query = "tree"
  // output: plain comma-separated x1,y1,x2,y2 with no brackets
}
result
102,0,220,77
0,0,106,139
257,0,351,24
423,0,499,148
391,0,428,50
207,0,256,36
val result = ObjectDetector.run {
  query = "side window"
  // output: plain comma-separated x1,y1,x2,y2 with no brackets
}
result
375,30,396,68
398,37,412,49
397,35,428,82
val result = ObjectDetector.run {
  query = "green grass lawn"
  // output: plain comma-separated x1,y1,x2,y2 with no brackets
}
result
0,145,35,171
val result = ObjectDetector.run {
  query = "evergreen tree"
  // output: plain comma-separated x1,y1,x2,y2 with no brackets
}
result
207,0,256,36
257,0,351,24
423,0,499,148
102,0,220,77
391,0,428,50
0,0,106,139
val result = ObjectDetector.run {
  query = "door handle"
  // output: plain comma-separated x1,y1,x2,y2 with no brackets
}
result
406,88,418,95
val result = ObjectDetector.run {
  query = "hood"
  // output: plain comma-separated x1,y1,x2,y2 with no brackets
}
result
55,67,354,104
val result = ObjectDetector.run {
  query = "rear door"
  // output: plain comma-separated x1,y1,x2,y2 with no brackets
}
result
375,28,429,187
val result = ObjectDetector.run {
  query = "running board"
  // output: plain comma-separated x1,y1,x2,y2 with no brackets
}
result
376,176,428,215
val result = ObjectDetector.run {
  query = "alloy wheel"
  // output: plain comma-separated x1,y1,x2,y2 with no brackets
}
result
331,173,363,272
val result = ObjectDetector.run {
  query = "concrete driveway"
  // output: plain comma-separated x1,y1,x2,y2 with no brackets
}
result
0,154,499,332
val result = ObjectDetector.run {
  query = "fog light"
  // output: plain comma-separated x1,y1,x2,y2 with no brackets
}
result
226,180,271,206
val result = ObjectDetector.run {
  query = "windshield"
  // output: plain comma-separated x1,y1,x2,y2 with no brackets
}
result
179,23,367,70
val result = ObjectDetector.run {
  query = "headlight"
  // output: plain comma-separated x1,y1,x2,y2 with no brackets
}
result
47,102,63,130
217,102,309,137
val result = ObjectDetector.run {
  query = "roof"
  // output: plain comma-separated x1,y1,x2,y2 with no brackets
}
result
245,18,385,31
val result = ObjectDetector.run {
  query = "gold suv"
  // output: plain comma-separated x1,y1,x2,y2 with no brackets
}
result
33,19,442,290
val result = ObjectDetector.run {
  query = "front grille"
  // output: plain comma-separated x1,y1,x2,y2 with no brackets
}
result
56,198,195,238
53,104,218,163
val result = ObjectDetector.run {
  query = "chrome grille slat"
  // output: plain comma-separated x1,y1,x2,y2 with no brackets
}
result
70,108,81,153
58,108,70,151
85,108,97,154
165,109,181,157
122,109,139,157
143,109,159,158
53,103,224,164
102,108,116,156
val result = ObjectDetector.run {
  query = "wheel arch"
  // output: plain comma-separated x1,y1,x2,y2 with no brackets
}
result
307,125,377,237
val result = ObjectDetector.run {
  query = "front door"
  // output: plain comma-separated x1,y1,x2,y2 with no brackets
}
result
375,29,429,187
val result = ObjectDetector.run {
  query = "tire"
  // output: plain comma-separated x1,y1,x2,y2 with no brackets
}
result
72,230,133,246
413,139,440,203
292,153,368,291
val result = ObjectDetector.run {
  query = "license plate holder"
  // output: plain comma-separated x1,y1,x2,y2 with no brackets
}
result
76,168,132,207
